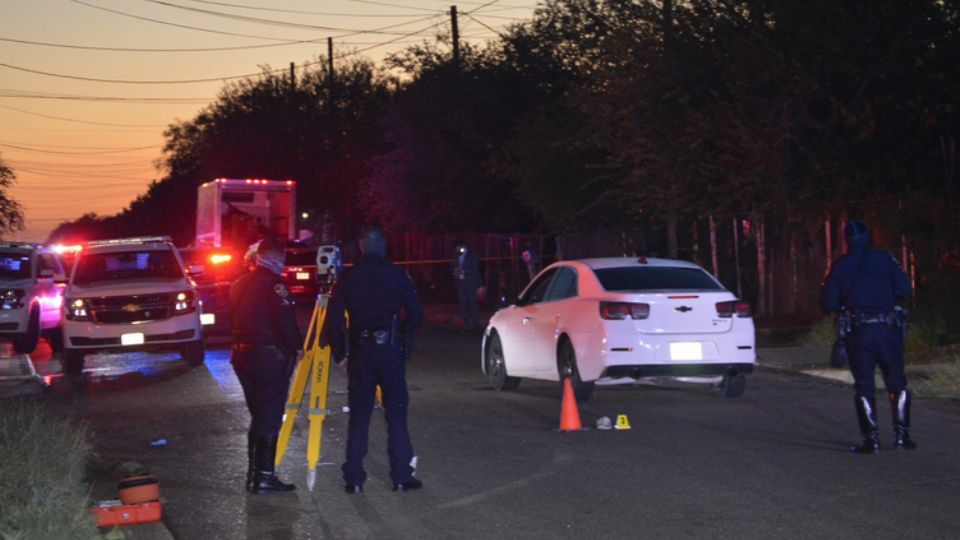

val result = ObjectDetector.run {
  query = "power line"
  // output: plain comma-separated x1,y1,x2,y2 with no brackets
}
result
0,89,212,103
0,103,163,128
70,0,309,42
142,0,442,35
0,35,318,53
464,13,501,35
183,0,435,18
0,142,160,156
344,0,441,13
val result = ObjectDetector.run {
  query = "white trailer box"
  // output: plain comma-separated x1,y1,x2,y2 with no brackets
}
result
196,178,296,248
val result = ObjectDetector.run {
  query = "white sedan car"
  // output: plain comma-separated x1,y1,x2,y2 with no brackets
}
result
481,257,755,401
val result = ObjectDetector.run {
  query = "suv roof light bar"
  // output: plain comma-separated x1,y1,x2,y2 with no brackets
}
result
85,236,172,247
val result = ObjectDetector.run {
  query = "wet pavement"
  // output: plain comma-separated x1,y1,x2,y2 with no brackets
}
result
5,307,960,539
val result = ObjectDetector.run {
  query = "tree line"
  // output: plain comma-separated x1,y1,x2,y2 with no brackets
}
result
43,0,960,321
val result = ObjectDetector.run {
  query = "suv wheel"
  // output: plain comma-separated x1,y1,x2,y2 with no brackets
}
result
181,339,205,366
13,307,40,354
63,349,86,374
44,327,64,353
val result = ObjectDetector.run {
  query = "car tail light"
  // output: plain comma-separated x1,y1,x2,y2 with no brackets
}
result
599,301,650,320
716,300,751,318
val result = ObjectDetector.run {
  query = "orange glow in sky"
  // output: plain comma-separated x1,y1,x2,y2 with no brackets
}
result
1,0,534,242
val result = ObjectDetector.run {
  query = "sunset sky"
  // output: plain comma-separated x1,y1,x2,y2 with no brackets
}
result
1,0,536,242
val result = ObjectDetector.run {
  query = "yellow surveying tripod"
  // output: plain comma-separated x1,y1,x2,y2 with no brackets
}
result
275,294,333,491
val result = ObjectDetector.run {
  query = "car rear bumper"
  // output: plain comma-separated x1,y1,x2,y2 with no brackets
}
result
600,362,754,379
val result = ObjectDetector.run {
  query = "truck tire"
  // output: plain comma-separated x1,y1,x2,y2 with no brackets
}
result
44,327,65,353
181,339,205,366
13,307,40,354
63,349,86,375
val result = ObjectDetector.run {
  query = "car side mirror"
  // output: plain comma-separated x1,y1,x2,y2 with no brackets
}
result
187,264,205,277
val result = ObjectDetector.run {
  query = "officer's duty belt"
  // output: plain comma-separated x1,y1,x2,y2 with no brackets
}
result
852,312,895,326
232,343,278,352
350,327,391,345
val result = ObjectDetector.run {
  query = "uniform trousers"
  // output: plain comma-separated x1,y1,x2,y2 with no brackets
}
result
847,322,907,399
342,340,415,486
232,344,292,437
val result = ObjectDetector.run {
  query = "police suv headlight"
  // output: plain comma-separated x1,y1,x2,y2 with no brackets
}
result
0,289,25,310
65,298,89,320
173,291,196,314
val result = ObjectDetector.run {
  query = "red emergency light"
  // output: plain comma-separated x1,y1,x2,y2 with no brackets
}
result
209,253,233,265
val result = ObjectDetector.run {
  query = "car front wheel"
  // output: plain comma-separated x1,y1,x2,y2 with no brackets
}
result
181,339,205,366
485,332,520,391
558,338,594,402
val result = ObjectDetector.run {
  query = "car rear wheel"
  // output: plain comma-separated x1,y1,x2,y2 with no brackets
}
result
63,349,85,374
181,339,205,366
558,338,594,402
13,307,40,354
485,332,520,391
714,373,746,398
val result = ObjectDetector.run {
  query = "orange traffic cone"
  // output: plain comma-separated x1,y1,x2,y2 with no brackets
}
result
559,377,582,431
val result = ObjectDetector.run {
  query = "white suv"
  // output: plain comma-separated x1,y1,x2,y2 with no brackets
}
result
62,237,204,373
0,243,67,353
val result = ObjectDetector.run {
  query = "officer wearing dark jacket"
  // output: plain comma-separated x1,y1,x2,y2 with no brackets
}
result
230,237,302,493
322,226,423,493
822,220,915,453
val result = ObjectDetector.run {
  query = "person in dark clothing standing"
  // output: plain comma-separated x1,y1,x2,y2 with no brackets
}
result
322,226,423,493
822,220,915,454
230,237,302,493
453,241,482,331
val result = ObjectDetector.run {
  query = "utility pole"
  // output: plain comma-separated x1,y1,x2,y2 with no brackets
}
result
450,5,460,71
327,37,335,114
289,62,295,92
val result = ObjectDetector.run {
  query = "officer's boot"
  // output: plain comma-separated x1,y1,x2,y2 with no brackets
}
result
245,432,256,492
251,436,295,494
851,395,881,454
890,390,917,450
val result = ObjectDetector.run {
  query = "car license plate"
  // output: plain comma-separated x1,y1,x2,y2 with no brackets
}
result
670,342,703,361
200,313,215,326
121,333,145,346
296,272,310,280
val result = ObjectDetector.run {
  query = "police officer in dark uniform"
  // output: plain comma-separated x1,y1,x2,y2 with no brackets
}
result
822,220,915,454
321,225,423,493
229,237,302,493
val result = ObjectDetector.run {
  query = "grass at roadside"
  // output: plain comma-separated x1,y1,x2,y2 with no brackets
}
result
0,398,97,540
797,317,960,398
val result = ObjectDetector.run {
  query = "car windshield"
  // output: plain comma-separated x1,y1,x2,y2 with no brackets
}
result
0,252,31,280
73,249,183,285
593,266,724,291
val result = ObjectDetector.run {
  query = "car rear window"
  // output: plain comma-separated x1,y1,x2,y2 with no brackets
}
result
593,266,724,291
285,250,316,266
0,252,31,279
73,249,183,285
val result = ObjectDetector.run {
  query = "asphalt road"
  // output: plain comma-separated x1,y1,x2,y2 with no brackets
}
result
29,307,960,540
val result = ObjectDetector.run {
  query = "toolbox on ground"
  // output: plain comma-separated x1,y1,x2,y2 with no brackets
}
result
91,500,163,527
